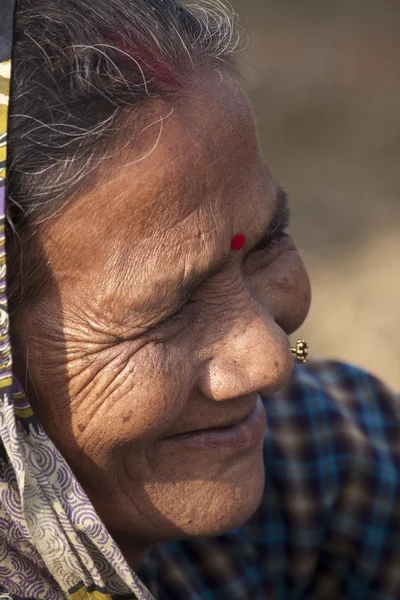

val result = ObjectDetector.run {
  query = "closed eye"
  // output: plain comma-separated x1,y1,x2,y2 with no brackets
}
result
249,225,289,255
156,186,291,329
157,297,196,329
247,186,291,255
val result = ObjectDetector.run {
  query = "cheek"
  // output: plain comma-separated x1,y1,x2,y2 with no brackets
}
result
23,332,194,472
250,249,311,334
76,344,193,449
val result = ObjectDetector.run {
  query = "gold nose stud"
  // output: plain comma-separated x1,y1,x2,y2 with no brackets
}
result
291,340,309,364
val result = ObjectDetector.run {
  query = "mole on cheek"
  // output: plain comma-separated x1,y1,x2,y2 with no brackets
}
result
77,424,86,433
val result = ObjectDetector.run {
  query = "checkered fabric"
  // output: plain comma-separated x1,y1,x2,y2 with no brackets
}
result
138,360,400,600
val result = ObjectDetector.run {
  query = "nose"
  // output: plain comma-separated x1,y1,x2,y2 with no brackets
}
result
196,297,294,401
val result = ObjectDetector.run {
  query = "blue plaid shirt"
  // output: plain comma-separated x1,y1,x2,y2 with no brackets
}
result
138,360,400,599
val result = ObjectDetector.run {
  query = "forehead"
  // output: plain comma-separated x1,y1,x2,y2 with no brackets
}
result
42,70,275,308
96,72,269,230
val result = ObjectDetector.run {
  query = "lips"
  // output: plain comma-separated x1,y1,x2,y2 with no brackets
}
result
165,401,259,439
161,396,266,453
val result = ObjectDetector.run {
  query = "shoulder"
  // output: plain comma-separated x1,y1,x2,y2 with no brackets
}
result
262,359,400,496
295,359,398,406
264,359,400,457
250,361,400,597
270,358,399,416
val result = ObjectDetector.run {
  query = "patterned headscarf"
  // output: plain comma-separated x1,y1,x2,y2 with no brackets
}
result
0,4,152,599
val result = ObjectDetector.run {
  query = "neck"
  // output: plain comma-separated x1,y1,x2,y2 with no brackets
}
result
115,538,154,571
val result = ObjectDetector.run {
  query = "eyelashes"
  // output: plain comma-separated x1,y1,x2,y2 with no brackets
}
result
157,297,195,329
247,225,289,257
249,201,291,255
249,230,289,254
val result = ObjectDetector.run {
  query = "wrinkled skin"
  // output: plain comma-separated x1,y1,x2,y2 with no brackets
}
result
11,71,311,566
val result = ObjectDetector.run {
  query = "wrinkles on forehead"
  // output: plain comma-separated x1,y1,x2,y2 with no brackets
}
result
39,70,274,331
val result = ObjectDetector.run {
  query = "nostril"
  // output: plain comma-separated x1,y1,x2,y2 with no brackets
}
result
197,333,294,401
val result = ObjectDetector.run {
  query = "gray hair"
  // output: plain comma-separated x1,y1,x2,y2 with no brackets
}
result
8,0,243,229
7,0,244,308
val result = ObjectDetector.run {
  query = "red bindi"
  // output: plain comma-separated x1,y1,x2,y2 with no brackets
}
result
231,233,246,251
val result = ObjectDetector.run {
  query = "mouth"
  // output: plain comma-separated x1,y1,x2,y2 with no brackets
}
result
162,396,266,453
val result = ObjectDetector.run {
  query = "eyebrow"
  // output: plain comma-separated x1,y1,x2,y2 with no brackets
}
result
164,185,291,310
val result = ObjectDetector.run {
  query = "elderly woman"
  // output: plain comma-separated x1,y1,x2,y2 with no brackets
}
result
0,0,399,599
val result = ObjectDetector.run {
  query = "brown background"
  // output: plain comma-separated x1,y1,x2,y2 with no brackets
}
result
230,0,400,388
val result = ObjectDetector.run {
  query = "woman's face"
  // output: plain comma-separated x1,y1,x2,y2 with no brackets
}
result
13,71,311,563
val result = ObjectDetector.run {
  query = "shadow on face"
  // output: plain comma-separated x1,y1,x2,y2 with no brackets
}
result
9,69,311,567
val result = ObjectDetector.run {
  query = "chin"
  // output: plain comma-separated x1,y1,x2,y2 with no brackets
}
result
201,476,265,539
102,439,266,550
155,448,266,542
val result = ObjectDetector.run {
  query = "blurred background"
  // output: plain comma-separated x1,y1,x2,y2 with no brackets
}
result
230,0,400,388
